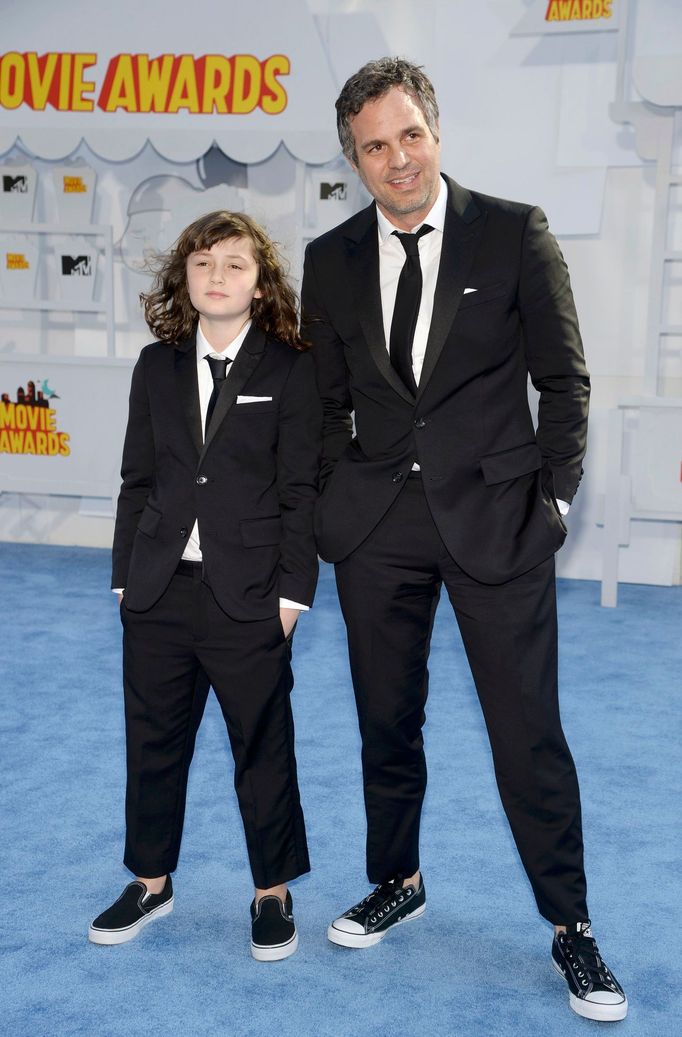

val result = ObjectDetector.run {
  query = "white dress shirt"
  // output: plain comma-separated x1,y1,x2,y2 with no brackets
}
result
376,175,447,388
375,176,569,515
180,320,252,563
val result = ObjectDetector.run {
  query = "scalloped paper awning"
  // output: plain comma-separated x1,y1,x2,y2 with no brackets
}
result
0,0,341,163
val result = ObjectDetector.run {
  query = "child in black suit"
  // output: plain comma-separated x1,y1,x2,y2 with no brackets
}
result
89,211,321,960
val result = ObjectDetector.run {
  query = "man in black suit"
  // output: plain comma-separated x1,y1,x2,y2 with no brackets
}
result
89,212,321,961
302,58,626,1021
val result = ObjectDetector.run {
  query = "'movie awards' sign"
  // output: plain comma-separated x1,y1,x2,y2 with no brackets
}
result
0,357,132,499
0,52,290,116
0,0,339,163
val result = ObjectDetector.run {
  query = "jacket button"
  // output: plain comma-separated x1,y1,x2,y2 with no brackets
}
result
196,475,207,485
179,527,188,538
392,472,403,483
414,417,427,429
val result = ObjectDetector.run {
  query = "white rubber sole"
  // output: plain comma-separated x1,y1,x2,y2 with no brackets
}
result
552,959,628,1021
88,898,174,945
251,930,298,962
327,903,426,948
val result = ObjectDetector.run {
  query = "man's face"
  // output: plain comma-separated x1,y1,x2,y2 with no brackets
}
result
349,86,441,231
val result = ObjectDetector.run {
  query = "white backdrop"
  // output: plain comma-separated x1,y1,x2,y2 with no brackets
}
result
0,0,680,588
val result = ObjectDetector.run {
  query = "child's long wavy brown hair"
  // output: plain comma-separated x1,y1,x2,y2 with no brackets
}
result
140,210,308,350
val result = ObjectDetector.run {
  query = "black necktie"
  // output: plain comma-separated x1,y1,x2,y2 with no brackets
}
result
204,354,231,436
389,224,434,395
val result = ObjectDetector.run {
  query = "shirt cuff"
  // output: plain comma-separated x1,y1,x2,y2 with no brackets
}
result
556,499,570,516
279,598,310,612
112,588,124,594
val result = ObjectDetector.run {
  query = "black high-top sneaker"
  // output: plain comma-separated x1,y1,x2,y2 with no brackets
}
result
552,921,627,1021
327,875,426,948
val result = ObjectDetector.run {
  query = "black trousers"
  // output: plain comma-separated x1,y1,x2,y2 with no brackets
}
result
334,475,588,924
120,564,310,889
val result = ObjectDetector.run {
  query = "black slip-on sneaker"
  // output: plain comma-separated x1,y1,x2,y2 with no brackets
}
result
552,921,628,1021
88,877,173,945
250,891,298,961
328,875,426,948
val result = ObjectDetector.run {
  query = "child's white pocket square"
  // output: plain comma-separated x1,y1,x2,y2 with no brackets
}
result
236,395,273,404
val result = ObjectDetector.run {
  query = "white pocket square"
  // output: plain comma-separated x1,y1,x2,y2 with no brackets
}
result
463,287,477,294
236,395,273,404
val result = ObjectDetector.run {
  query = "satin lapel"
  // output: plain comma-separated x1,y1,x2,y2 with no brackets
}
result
198,324,267,463
417,180,486,398
345,215,415,406
174,337,202,455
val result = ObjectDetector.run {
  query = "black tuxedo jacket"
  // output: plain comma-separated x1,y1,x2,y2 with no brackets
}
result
302,175,590,584
112,325,322,619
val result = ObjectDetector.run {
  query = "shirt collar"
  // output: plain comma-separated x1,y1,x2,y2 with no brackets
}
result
196,318,252,363
376,174,447,243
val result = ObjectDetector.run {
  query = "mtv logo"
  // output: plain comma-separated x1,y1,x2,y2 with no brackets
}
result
3,175,28,193
61,255,92,276
320,182,348,201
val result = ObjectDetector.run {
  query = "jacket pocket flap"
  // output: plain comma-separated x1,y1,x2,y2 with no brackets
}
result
240,515,283,547
480,443,543,485
137,504,162,537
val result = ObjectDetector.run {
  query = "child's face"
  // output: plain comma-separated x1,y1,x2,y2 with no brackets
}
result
186,236,261,329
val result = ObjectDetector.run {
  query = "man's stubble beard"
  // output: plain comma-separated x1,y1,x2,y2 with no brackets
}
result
359,168,439,222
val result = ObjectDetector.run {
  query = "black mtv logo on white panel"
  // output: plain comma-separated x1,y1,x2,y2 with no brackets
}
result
3,175,28,193
320,182,347,201
61,256,92,276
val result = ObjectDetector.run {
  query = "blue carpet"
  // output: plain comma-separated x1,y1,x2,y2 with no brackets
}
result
1,543,680,1036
